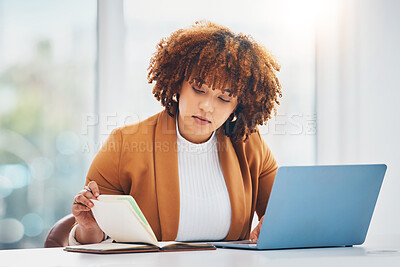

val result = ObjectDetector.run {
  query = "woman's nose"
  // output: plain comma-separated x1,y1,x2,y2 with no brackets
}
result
199,97,214,113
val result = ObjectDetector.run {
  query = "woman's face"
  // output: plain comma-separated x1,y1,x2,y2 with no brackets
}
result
177,79,238,144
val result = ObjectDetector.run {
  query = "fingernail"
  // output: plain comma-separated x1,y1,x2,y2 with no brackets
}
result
95,192,99,197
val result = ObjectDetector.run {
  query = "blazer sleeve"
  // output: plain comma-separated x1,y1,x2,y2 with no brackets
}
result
84,128,125,195
255,131,278,219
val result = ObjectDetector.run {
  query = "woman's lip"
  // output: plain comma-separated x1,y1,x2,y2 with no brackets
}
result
193,116,211,123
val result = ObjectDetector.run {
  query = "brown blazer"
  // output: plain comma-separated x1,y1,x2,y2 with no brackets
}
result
85,108,278,241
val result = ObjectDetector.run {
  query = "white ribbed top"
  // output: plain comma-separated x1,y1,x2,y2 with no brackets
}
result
175,116,231,242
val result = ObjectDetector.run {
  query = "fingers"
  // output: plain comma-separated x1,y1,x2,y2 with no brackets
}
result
72,196,93,215
249,231,256,242
74,181,100,206
72,201,91,213
87,181,100,198
250,227,260,242
72,182,100,214
75,193,95,207
250,216,264,242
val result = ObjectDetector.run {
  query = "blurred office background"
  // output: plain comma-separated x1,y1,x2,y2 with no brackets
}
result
0,0,398,249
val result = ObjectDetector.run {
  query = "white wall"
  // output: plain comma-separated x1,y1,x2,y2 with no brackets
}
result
316,0,400,235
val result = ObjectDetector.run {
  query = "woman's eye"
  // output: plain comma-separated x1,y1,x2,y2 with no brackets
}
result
219,97,231,103
192,87,204,94
191,85,230,102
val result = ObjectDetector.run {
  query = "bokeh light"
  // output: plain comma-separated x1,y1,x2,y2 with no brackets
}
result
21,213,44,237
29,157,54,181
0,199,6,217
0,164,31,189
0,218,24,243
0,175,14,198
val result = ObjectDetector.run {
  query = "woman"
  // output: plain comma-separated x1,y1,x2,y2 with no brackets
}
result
69,21,282,245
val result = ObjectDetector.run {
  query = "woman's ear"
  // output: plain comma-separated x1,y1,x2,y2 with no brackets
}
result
232,113,237,122
230,105,240,122
228,112,237,122
173,93,180,102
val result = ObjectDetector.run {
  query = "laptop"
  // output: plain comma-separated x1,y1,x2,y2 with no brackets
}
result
213,164,387,250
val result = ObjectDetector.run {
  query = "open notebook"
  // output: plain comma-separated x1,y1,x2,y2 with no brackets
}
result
65,240,215,254
64,195,215,254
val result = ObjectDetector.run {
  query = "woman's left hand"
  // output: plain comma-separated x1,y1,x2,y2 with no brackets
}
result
249,215,264,242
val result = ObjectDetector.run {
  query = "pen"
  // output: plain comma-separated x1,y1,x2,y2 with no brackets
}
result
84,185,92,193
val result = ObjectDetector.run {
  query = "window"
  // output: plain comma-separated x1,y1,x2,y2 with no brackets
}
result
0,0,96,249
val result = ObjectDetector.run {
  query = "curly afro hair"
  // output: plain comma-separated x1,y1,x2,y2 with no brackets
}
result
148,21,282,142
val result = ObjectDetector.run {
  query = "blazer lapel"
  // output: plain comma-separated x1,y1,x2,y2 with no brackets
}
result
154,109,180,241
217,129,246,240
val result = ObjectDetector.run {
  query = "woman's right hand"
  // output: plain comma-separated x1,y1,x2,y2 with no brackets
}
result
71,181,102,234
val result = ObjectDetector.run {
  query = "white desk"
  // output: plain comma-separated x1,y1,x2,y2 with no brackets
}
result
1,235,399,267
